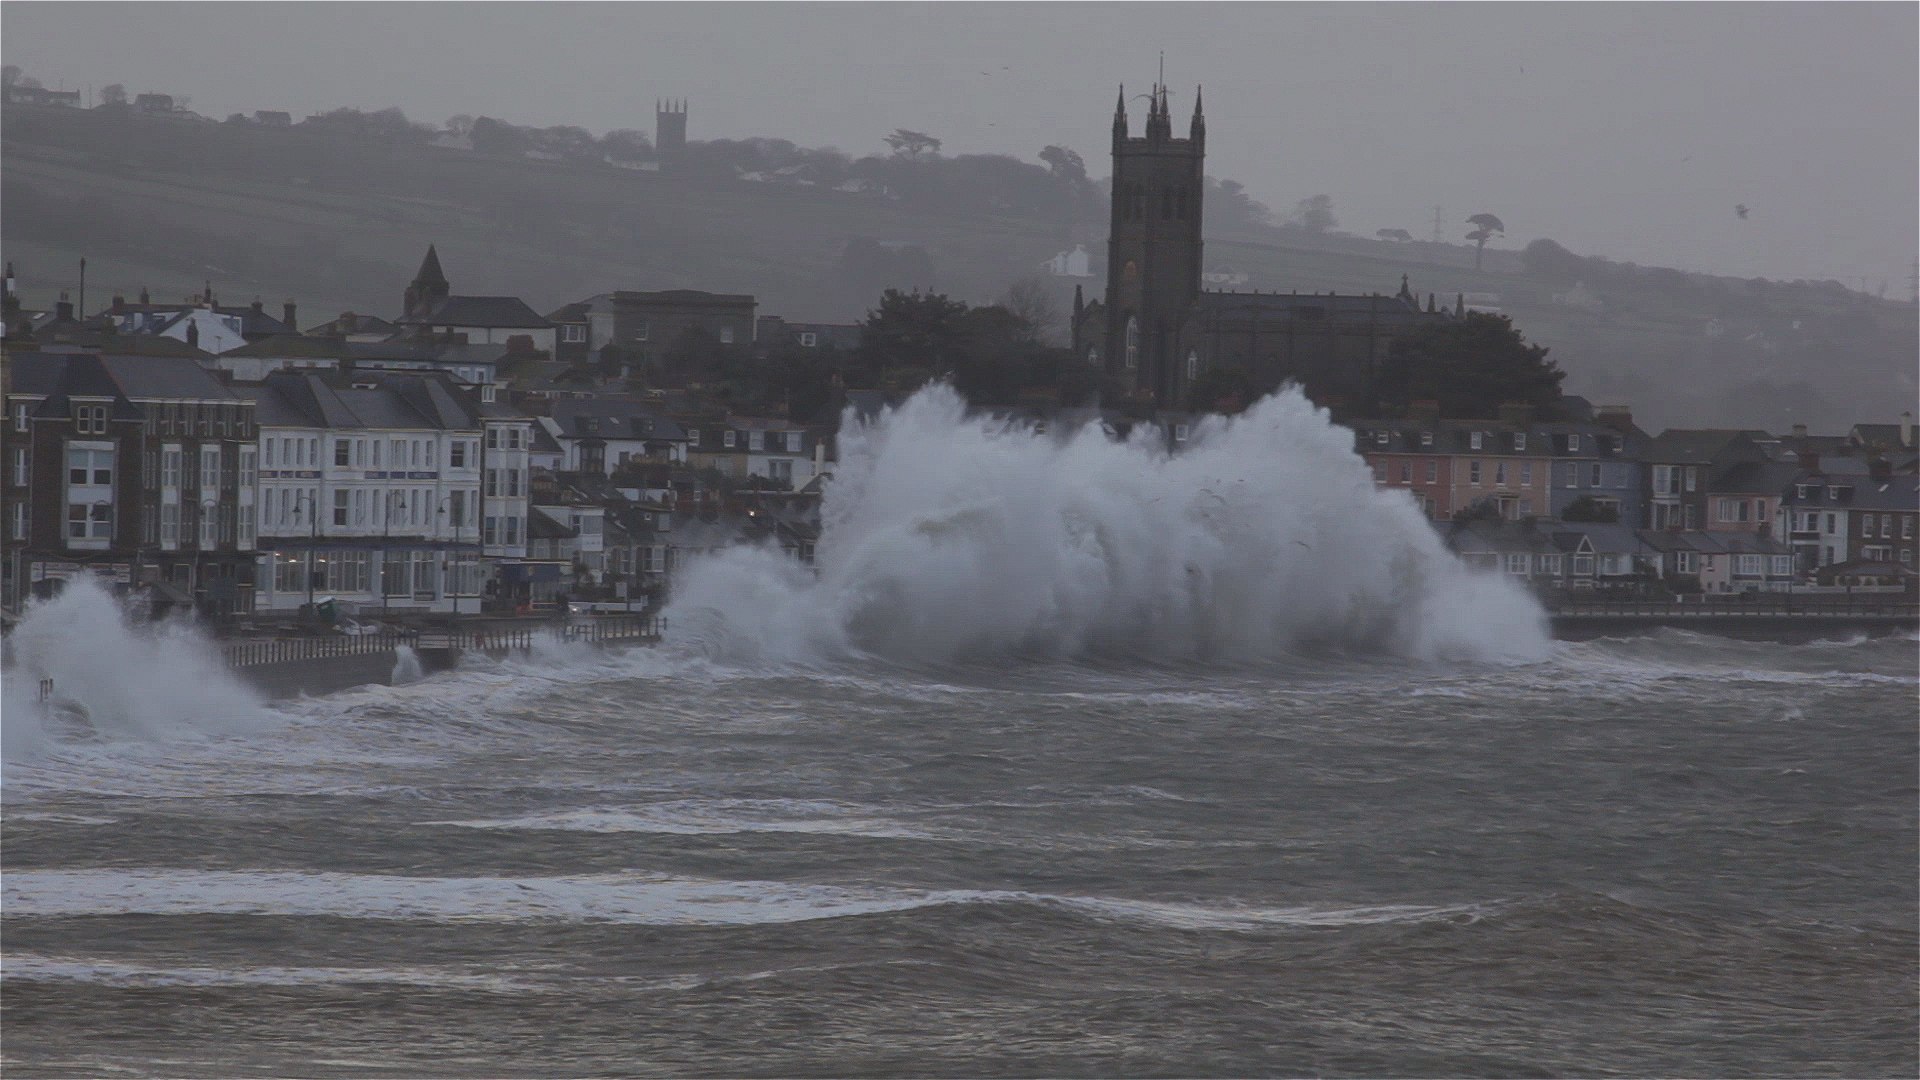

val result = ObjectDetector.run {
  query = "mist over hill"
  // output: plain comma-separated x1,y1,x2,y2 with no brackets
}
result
3,101,1912,433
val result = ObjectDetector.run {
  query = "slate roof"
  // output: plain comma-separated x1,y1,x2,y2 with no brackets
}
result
1709,461,1803,496
396,295,553,329
549,400,687,442
234,371,481,432
222,334,357,359
1644,429,1768,465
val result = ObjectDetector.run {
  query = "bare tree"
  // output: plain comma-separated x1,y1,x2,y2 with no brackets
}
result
1002,277,1061,345
1466,213,1505,270
883,129,941,158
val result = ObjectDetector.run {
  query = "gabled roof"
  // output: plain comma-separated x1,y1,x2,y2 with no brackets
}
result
396,295,553,329
1709,460,1802,496
1644,429,1767,465
549,399,687,441
222,334,356,359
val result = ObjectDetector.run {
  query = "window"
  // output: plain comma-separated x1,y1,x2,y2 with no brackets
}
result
768,458,792,483
1375,430,1389,446
1425,460,1437,484
1826,513,1837,534
1684,466,1697,492
634,322,650,342
1736,554,1763,576
1882,515,1896,539
1470,431,1484,450
563,324,586,343
449,489,467,528
1685,505,1699,529
383,553,411,597
1419,431,1433,448
1588,463,1602,488
1185,351,1198,382
450,441,466,468
10,500,28,540
68,447,114,488
239,447,256,489
1124,317,1139,370
1676,551,1698,574
797,331,817,348
1495,462,1508,485
724,430,737,449
426,441,436,468
505,516,519,545
486,428,499,450
1769,555,1791,576
333,488,349,526
719,326,735,344
199,501,218,548
506,468,520,497
1796,484,1813,500
1719,499,1736,523
12,403,27,432
160,502,179,545
749,430,764,452
73,404,109,434
275,552,308,594
1373,463,1387,483
1505,553,1529,575
1513,433,1526,451
1573,553,1594,575
10,447,26,487
1566,434,1580,452
1903,548,1914,567
688,429,701,448
1520,462,1532,486
353,488,366,526
1469,460,1482,485
200,447,219,491
1399,462,1411,483
1861,513,1876,535
485,470,498,497
1905,516,1914,540
508,428,523,450
484,516,499,545
1174,424,1190,443
1539,554,1562,575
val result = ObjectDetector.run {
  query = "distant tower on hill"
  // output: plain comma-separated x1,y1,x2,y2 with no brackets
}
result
656,98,687,153
403,244,449,318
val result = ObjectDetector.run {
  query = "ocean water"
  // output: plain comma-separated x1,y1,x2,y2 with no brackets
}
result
4,389,1915,1077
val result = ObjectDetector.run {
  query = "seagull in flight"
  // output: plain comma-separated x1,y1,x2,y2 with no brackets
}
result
1735,204,1749,220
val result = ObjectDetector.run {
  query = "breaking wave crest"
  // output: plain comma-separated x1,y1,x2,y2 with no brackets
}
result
665,385,1549,666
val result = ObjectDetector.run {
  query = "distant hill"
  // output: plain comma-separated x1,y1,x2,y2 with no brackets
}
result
4,102,1912,433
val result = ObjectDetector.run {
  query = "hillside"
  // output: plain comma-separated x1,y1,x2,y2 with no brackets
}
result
4,102,1912,433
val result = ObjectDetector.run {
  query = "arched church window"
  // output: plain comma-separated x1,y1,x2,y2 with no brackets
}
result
1124,317,1140,369
1186,350,1199,382
1122,261,1139,284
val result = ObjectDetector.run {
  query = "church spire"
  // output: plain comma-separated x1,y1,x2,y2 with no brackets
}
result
404,243,450,319
1189,84,1205,143
1113,84,1128,143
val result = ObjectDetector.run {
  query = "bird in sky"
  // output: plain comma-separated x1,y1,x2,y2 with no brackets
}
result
1735,204,1749,219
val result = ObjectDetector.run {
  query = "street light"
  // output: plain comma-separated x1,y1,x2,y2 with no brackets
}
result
382,490,406,618
289,489,321,616
434,494,471,618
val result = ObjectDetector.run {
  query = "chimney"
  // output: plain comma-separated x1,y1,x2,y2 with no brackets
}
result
1869,456,1893,482
1497,401,1534,426
1791,423,1807,439
1800,450,1821,474
250,299,265,314
1594,404,1634,432
138,286,150,306
1406,399,1441,425
283,301,297,331
55,297,74,321
111,293,125,311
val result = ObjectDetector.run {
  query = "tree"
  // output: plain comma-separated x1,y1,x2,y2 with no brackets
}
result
1520,237,1587,281
99,83,128,107
1,66,20,93
1038,145,1086,184
1466,212,1505,271
600,128,651,161
1561,496,1620,523
1001,277,1059,345
445,114,474,135
856,288,972,382
1375,228,1414,242
1290,194,1338,233
1207,179,1272,232
883,129,941,158
1375,311,1565,419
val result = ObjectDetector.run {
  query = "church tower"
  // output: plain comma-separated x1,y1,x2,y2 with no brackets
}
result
656,98,687,154
1105,79,1204,405
403,244,449,319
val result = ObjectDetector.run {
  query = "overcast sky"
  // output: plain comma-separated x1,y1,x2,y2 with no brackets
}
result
7,2,1915,290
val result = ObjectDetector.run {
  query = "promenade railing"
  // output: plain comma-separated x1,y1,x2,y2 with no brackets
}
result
223,615,666,669
1546,596,1919,618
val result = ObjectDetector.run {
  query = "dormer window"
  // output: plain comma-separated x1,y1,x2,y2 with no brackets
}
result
562,324,586,343
1374,430,1389,446
1796,484,1813,499
724,430,737,449
1567,434,1580,452
798,332,817,348
1470,431,1484,450
1513,433,1526,451
1419,431,1433,447
1174,424,1190,442
720,326,736,344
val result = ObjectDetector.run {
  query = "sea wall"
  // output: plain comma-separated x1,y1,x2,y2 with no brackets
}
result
234,649,411,700
1550,612,1917,643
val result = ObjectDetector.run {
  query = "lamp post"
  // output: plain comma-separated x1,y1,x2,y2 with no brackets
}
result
435,494,466,618
290,489,319,616
382,490,406,618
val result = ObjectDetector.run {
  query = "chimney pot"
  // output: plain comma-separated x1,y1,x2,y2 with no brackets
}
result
1791,423,1808,438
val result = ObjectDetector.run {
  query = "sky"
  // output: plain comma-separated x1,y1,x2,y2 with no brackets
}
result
6,2,1916,290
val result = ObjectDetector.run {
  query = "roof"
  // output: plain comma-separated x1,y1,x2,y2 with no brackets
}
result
222,334,356,359
396,295,553,329
304,312,398,336
549,399,687,441
1644,429,1767,466
1195,290,1434,325
233,371,480,432
611,289,756,307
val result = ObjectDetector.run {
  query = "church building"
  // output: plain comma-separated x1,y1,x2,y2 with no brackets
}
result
1071,80,1451,412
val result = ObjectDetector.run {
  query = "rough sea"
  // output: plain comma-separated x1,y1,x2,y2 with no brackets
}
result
4,389,1915,1077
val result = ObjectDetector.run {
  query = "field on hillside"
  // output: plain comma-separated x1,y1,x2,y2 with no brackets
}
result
4,104,1911,432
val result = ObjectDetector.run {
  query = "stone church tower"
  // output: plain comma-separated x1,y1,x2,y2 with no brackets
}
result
402,244,449,319
1105,82,1205,404
656,99,688,154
